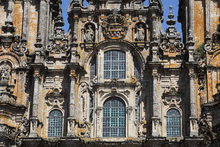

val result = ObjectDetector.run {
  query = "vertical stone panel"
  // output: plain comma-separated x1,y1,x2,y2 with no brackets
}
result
13,1,23,36
194,0,205,48
210,0,220,34
27,4,38,54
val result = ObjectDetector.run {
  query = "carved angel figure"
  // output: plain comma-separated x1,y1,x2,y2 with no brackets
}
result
135,24,145,41
85,25,95,42
0,62,10,82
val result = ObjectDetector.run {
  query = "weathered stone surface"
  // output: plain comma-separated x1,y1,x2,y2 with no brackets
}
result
0,0,219,146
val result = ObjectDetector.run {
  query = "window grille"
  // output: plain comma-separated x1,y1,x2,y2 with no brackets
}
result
103,97,126,137
48,110,63,137
104,50,126,79
167,109,181,137
90,57,96,80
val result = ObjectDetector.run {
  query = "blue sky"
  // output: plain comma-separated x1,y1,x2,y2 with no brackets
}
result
62,0,182,36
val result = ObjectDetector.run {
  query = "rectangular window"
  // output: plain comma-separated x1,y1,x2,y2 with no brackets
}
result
104,51,126,79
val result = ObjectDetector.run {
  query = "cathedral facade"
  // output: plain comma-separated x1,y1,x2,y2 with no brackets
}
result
0,0,219,147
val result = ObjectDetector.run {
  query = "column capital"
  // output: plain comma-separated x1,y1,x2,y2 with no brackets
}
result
189,73,196,79
152,68,159,77
189,70,195,78
69,70,77,78
189,68,195,78
33,73,41,79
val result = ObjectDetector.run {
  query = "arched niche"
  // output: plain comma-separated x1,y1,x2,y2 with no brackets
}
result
134,22,146,42
84,23,96,43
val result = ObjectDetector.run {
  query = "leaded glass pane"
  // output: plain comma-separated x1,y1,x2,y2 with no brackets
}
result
48,110,63,137
103,98,126,137
104,50,126,79
167,109,181,137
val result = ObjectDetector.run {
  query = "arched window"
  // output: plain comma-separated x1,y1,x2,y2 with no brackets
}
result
167,109,181,137
104,50,126,79
103,97,126,137
48,110,63,137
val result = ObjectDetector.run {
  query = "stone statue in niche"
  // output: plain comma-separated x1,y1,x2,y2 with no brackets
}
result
84,24,95,43
135,23,145,41
0,62,11,82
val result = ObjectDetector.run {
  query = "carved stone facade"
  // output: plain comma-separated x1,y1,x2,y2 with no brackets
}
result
0,0,219,147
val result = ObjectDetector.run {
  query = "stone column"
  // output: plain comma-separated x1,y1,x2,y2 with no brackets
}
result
73,15,78,42
70,16,78,63
29,73,40,137
22,0,30,40
152,68,161,136
205,0,210,34
67,70,77,136
38,0,49,46
149,1,161,38
189,68,198,136
188,0,194,34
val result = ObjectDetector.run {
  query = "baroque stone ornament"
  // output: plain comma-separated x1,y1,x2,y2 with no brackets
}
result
45,88,64,109
84,24,95,43
160,6,184,56
0,21,16,49
75,119,91,137
0,61,11,82
0,92,16,105
102,10,128,40
0,124,16,140
162,86,181,107
12,38,28,56
15,117,30,146
135,23,145,41
46,9,69,54
204,24,220,54
135,119,147,137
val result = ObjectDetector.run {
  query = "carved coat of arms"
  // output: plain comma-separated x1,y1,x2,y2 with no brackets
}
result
102,11,128,40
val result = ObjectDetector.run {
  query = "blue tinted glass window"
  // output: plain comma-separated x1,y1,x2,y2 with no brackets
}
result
48,110,63,137
104,51,126,79
167,109,181,137
103,98,126,137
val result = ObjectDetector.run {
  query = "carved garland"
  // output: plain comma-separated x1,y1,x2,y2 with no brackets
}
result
204,24,220,54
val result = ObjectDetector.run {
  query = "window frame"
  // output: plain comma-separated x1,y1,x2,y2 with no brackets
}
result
103,50,126,80
102,97,126,138
166,108,181,137
48,109,63,137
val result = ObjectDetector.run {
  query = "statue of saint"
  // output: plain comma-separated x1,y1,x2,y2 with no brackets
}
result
135,24,145,41
0,62,10,82
85,25,95,42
